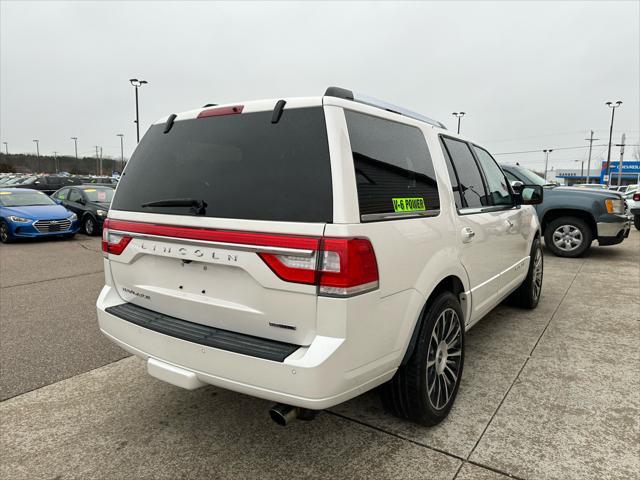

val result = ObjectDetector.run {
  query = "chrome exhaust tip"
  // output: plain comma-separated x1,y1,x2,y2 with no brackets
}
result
268,404,299,426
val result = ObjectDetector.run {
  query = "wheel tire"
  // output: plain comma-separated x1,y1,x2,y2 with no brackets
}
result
510,236,543,309
544,216,592,258
0,220,13,244
82,215,96,236
634,215,640,231
380,291,464,426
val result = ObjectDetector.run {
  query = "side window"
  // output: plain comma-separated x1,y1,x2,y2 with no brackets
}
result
472,146,512,206
55,188,69,200
440,141,463,209
345,110,440,219
68,189,82,203
441,137,489,208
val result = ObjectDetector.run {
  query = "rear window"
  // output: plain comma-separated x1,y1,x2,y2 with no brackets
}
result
344,110,440,220
111,107,333,223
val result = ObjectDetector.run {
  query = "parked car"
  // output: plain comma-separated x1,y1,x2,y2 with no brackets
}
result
82,176,119,187
97,87,544,427
624,190,640,230
502,165,631,257
52,185,114,235
573,183,609,190
0,188,80,243
12,175,83,195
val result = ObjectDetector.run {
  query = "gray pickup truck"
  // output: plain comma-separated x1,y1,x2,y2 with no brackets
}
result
501,164,631,257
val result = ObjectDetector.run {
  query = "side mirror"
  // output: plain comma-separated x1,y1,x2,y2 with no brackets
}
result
510,180,524,193
515,185,543,205
53,198,62,205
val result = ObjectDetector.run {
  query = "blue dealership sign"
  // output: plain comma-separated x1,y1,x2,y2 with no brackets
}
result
600,160,640,182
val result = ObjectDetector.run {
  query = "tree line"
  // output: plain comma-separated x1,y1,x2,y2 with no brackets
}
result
0,153,126,175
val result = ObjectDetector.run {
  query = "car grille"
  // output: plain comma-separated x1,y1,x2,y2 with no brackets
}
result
34,218,72,233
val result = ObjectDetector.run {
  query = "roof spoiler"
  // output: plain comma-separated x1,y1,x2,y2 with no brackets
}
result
323,86,447,129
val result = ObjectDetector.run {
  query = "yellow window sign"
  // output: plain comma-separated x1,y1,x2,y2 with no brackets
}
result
0,192,12,195
83,189,97,192
392,197,426,213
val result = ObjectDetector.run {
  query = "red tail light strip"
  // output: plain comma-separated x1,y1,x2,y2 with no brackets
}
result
103,219,319,251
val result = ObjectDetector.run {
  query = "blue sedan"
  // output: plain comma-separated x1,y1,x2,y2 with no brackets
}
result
0,188,80,243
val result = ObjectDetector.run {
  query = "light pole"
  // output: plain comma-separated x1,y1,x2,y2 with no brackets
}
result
129,78,148,143
543,149,553,181
575,159,585,183
53,151,58,173
71,137,78,159
452,112,466,134
604,100,622,187
584,130,599,184
117,134,124,173
33,139,40,172
2,142,7,155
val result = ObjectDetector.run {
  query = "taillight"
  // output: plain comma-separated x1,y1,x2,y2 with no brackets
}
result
634,193,640,201
101,219,132,256
260,237,379,297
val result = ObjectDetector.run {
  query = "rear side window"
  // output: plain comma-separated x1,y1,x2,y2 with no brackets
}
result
441,137,489,209
345,110,439,220
111,107,333,223
472,146,512,206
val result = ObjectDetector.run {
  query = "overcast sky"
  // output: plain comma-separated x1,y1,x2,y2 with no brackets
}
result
1,0,639,172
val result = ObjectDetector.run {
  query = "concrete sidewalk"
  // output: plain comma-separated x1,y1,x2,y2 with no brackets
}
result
1,232,638,479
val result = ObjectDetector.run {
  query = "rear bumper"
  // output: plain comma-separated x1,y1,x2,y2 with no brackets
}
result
96,285,397,410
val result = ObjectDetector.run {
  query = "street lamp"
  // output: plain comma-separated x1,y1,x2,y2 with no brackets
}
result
2,142,7,155
33,139,40,172
452,112,466,134
116,134,124,173
543,149,553,181
129,78,148,143
604,100,622,187
71,137,78,159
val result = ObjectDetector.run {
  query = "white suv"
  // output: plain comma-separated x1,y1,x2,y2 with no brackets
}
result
97,87,544,426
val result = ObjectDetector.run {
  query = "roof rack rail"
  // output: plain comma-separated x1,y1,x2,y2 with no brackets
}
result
323,86,447,129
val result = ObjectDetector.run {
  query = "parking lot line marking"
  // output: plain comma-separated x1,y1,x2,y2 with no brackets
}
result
1,270,103,290
465,255,587,463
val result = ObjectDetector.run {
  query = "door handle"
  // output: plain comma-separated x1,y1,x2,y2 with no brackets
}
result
461,227,475,243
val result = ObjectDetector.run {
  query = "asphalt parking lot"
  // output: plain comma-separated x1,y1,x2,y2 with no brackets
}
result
1,232,638,480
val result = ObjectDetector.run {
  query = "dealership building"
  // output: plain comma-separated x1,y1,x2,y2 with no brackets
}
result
555,160,640,186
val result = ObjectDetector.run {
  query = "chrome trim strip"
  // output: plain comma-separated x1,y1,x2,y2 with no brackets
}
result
361,209,440,222
458,205,515,215
108,230,316,257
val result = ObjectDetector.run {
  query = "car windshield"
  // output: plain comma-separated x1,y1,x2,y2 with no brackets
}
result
507,166,548,186
0,190,57,207
82,187,114,203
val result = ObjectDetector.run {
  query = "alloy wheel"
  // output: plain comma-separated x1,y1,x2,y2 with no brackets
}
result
552,225,583,252
426,308,462,410
85,218,94,235
532,246,543,300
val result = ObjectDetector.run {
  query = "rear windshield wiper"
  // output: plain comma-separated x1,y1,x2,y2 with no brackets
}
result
141,198,207,215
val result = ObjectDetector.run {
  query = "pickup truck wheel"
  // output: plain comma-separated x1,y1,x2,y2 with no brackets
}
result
544,216,592,257
634,215,640,231
380,291,464,426
510,237,543,309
